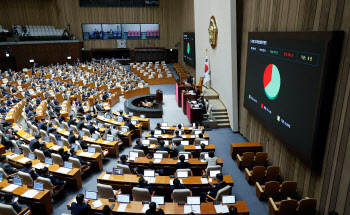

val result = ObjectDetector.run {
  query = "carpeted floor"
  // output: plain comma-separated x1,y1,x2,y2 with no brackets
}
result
49,64,269,215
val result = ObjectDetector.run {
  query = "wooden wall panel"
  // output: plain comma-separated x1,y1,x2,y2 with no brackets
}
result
0,0,195,75
237,0,350,214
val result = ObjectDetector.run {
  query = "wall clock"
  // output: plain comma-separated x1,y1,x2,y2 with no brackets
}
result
117,39,126,48
208,16,218,49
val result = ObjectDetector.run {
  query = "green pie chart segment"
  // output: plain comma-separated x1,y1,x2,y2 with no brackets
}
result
187,42,190,54
263,64,281,100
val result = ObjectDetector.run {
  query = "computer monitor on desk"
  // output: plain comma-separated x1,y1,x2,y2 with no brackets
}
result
33,182,44,191
187,196,201,205
151,196,165,205
85,191,98,200
144,170,155,177
117,194,130,203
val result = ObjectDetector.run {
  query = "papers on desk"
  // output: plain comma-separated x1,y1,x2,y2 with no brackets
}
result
149,145,155,149
3,184,19,192
184,205,201,214
153,159,162,164
214,204,229,213
84,137,94,142
57,128,62,132
79,152,94,157
161,127,170,129
117,203,128,212
170,179,182,185
182,135,187,138
33,163,49,169
200,178,209,184
23,134,29,138
142,204,150,212
18,157,31,163
50,145,61,150
21,189,39,198
102,174,111,180
7,154,19,159
63,132,70,136
92,200,103,208
102,141,110,144
190,135,196,138
56,167,71,174
195,146,201,149
144,177,156,184
27,137,35,141
200,159,207,163
209,178,213,183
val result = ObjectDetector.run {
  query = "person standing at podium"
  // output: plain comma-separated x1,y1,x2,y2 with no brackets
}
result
187,73,193,85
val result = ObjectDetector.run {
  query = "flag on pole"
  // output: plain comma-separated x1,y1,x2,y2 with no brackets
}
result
204,54,211,84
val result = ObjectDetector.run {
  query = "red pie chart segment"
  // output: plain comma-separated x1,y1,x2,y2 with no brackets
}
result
263,64,273,88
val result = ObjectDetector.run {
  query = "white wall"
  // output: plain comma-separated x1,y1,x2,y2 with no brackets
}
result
194,0,238,131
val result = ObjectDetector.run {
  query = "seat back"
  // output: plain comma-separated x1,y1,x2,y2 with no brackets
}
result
0,203,17,215
36,176,54,195
264,181,280,200
69,157,82,174
297,198,317,215
34,149,45,162
52,153,63,166
251,166,266,183
40,129,48,138
133,149,145,157
62,122,69,130
254,152,268,166
279,199,298,215
280,181,297,200
82,128,91,136
241,152,254,167
148,138,158,145
18,171,34,186
22,144,31,156
156,150,168,158
116,164,131,174
89,144,103,158
206,165,222,174
215,185,232,202
132,187,151,201
172,189,191,203
266,166,280,182
62,137,70,147
49,133,57,144
179,151,192,158
0,167,8,179
176,168,191,177
70,125,79,133
97,184,115,199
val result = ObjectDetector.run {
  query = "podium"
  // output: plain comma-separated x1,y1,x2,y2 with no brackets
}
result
182,92,197,115
186,100,203,123
175,82,192,107
156,89,163,103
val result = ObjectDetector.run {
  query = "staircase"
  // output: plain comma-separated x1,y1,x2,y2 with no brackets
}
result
202,87,230,128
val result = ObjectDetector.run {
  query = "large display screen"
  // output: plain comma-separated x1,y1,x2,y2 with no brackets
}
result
244,32,343,168
183,32,195,67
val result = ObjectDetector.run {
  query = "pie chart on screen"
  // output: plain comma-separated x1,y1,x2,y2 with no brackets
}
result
263,64,281,100
187,42,190,54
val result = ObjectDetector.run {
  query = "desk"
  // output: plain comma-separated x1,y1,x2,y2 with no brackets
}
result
160,126,204,134
124,87,150,99
0,144,5,155
35,100,48,121
181,92,197,115
186,101,203,124
97,172,233,198
142,144,215,158
175,82,192,107
4,152,82,190
145,133,210,144
0,179,53,214
124,157,223,176
67,197,249,214
230,142,262,158
107,93,120,107
5,101,25,123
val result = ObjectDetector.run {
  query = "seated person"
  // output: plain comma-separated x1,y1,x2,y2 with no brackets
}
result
0,155,18,175
155,123,164,134
201,173,227,202
77,118,86,131
21,161,39,180
87,121,97,135
146,202,164,215
194,132,206,142
77,135,89,150
101,205,112,215
175,155,191,170
136,177,154,194
173,130,182,139
67,115,77,127
148,130,157,139
51,128,61,141
58,147,70,161
229,206,238,215
38,117,48,131
29,134,48,156
70,193,92,215
68,130,77,144
145,161,163,176
193,122,201,129
118,154,138,173
77,102,85,116
41,167,66,190
173,141,185,155
170,177,187,193
155,140,170,152
205,151,218,172
198,143,209,155
124,118,135,131
133,139,147,150
0,192,24,213
102,125,112,139
56,113,65,123
70,148,91,168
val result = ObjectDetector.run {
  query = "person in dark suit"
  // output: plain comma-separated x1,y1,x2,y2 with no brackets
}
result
0,155,18,175
67,116,76,127
145,161,163,176
36,95,42,105
70,148,90,167
155,140,170,152
154,123,164,134
229,206,238,215
29,134,45,152
85,111,93,121
21,161,39,180
77,102,85,116
38,118,48,131
148,130,157,139
24,90,32,99
76,118,86,131
198,143,209,155
101,205,112,215
118,155,138,173
0,192,24,213
186,73,193,84
1,88,11,97
46,122,55,135
51,128,61,141
124,118,135,131
70,193,92,215
175,155,191,170
68,130,77,144
87,122,97,135
136,177,155,194
102,91,109,101
173,130,182,139
201,173,227,201
58,148,69,161
47,106,57,118
170,177,187,193
195,86,201,96
133,139,147,150
146,202,164,215
0,103,8,115
41,167,66,190
77,135,89,150
173,140,185,155
56,113,65,123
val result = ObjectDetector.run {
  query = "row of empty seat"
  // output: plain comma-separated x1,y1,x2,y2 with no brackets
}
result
12,25,66,36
